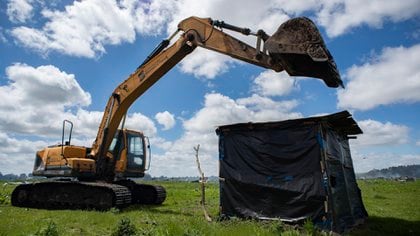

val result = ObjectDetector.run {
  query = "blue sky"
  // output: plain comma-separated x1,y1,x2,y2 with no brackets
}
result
1,0,420,177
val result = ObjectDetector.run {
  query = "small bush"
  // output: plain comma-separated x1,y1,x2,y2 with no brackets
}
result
266,221,285,234
112,217,137,236
34,221,59,236
302,219,327,236
303,219,315,235
110,207,121,214
0,194,10,205
138,227,155,236
0,185,11,205
183,228,202,236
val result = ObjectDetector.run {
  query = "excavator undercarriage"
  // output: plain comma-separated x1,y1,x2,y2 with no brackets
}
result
12,180,165,210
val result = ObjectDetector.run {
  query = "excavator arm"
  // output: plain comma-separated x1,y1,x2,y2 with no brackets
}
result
91,16,343,178
91,34,194,178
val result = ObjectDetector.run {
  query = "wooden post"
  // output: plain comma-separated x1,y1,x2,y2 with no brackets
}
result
194,144,212,222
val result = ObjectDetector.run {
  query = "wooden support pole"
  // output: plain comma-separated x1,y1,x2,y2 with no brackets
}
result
194,144,212,222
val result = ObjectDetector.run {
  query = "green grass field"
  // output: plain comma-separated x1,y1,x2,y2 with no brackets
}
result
0,179,419,235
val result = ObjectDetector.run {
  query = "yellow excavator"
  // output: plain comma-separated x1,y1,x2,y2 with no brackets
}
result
11,16,343,210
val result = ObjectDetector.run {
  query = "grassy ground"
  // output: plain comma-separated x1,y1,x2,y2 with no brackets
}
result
350,179,420,236
0,179,419,235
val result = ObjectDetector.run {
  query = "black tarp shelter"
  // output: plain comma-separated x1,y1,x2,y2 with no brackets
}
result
216,111,367,232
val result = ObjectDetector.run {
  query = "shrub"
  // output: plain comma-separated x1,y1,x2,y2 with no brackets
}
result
0,184,11,205
34,221,59,236
112,217,137,236
0,194,10,205
110,207,121,214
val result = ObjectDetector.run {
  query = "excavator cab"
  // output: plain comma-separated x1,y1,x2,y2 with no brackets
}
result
109,129,151,178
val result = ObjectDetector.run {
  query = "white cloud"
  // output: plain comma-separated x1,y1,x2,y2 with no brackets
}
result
271,0,319,14
10,0,177,58
155,111,176,130
253,71,297,96
125,0,176,35
0,133,47,175
184,93,301,134
149,92,302,177
0,63,91,136
7,0,34,23
253,12,291,35
125,113,157,136
237,94,302,121
317,0,420,37
351,119,409,147
150,136,172,151
0,133,45,155
338,44,420,110
5,63,91,107
352,152,420,173
167,0,285,35
70,110,103,139
348,118,417,173
12,0,134,57
179,50,234,79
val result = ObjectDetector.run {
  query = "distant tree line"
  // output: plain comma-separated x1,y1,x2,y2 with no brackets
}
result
150,175,219,182
0,172,30,181
0,171,219,182
357,164,420,179
3,165,419,181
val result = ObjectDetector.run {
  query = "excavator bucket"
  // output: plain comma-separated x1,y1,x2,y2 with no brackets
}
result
265,17,344,88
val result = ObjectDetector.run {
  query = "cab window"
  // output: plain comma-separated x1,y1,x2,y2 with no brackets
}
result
109,137,118,152
108,131,123,160
127,133,144,167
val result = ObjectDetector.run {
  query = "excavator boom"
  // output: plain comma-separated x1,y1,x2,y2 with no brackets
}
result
92,35,195,179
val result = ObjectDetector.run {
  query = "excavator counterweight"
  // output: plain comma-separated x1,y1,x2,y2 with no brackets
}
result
265,17,343,88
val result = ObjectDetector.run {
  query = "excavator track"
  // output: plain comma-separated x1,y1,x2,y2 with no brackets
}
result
115,180,166,205
11,181,131,210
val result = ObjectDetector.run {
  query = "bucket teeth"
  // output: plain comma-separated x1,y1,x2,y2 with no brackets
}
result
265,17,344,88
